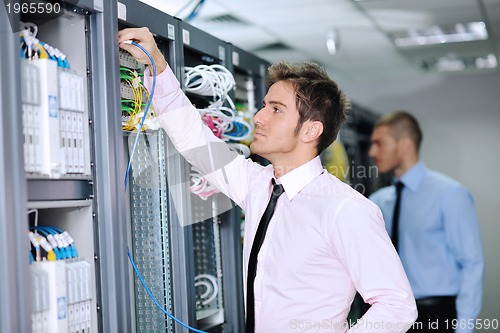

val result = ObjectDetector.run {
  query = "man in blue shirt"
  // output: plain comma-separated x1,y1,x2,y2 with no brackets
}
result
368,111,484,333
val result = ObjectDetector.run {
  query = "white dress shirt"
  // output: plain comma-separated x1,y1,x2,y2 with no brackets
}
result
144,66,417,333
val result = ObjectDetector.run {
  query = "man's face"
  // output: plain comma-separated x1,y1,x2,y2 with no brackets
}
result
369,125,404,174
250,81,301,161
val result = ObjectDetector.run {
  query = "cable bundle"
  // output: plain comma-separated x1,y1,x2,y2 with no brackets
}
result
176,0,206,22
189,168,220,200
122,40,209,333
29,230,56,262
185,64,236,104
185,65,254,144
198,103,233,138
194,274,219,308
185,64,254,199
20,22,70,68
120,67,159,132
29,226,79,262
28,208,78,262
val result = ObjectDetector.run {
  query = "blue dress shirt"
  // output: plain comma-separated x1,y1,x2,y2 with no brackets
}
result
369,161,484,333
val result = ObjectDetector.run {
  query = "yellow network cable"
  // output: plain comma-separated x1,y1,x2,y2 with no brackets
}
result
47,250,56,261
36,42,48,59
20,31,49,60
29,231,57,261
121,70,156,131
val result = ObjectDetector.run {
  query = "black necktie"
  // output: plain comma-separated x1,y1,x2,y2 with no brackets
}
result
245,180,285,333
391,181,405,252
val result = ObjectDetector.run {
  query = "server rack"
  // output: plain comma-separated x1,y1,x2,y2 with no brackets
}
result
226,43,269,114
179,21,244,332
117,1,187,332
178,21,230,333
1,0,132,332
1,1,276,332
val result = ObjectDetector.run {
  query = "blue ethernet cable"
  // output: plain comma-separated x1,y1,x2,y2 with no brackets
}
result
37,225,76,259
46,225,63,233
123,40,208,333
36,226,68,259
29,226,62,260
38,226,70,258
48,226,78,258
186,0,206,22
226,121,249,141
122,41,156,192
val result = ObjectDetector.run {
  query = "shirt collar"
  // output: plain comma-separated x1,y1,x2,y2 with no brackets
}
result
276,156,324,201
397,161,426,192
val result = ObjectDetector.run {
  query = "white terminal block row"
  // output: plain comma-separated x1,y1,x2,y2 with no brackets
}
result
21,59,87,177
31,265,51,333
59,70,86,174
22,59,60,176
66,260,92,333
21,60,41,174
30,260,93,333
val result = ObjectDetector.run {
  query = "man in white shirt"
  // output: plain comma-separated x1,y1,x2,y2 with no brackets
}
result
119,27,417,333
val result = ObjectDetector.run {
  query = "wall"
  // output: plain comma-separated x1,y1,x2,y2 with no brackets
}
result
340,71,500,329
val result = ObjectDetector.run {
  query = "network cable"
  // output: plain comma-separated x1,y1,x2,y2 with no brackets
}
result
120,66,157,131
175,0,206,22
20,22,70,68
184,63,252,199
28,231,57,262
29,226,62,260
30,225,78,260
121,40,208,333
122,41,156,191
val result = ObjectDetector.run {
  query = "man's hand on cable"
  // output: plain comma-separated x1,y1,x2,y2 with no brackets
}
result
118,27,168,76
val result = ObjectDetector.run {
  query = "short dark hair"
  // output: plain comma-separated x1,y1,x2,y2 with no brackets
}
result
266,62,351,154
375,111,423,152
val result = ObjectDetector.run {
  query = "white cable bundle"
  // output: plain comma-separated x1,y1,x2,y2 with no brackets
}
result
194,274,219,306
20,22,39,54
222,116,253,142
185,64,253,199
190,167,220,200
197,102,234,134
184,64,236,109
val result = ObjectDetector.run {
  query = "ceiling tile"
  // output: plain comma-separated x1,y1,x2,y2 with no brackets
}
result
140,0,500,81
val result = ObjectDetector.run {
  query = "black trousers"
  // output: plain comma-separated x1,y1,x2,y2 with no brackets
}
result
407,296,457,332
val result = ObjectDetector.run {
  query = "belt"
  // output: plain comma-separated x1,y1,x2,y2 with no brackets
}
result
416,296,456,307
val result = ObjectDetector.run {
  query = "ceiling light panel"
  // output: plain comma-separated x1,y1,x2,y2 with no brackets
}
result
361,0,484,31
357,0,479,12
391,22,488,47
421,53,497,72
